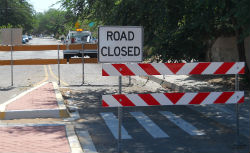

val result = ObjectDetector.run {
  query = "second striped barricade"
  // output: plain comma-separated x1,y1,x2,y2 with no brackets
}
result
102,62,245,107
102,91,244,107
101,61,245,150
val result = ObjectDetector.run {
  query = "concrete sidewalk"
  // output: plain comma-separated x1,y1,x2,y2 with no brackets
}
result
0,82,68,119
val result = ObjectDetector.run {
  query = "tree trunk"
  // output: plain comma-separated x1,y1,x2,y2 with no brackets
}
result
206,39,216,62
235,28,250,80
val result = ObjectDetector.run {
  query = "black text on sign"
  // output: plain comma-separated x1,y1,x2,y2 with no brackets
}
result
98,26,143,63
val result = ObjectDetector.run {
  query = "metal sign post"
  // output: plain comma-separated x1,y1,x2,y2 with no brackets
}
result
10,29,13,86
128,76,131,86
234,74,246,147
57,45,61,85
98,26,144,152
118,75,122,153
81,43,85,85
11,45,13,86
235,74,245,147
235,74,240,146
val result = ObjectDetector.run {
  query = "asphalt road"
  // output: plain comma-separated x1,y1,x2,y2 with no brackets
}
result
0,38,249,153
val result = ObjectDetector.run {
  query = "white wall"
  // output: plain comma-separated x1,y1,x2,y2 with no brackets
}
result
209,36,250,71
244,36,250,70
210,37,239,62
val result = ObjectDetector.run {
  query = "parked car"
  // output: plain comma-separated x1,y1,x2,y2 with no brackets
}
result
22,35,29,42
60,36,65,43
28,35,32,40
63,30,97,60
92,37,98,43
22,36,26,44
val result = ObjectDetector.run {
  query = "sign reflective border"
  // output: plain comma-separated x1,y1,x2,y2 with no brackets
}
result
98,26,143,63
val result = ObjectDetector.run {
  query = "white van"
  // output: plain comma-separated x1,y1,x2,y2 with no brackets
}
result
63,30,97,59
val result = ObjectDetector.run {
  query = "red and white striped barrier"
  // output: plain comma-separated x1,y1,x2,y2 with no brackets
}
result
102,91,244,107
102,62,245,76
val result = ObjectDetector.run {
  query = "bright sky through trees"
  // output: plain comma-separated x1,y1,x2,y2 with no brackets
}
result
28,0,60,12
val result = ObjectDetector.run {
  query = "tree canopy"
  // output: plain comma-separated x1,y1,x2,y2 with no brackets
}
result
0,0,34,33
33,9,68,37
59,0,250,62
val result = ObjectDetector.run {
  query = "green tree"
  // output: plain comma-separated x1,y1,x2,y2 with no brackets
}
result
0,0,34,33
59,0,250,78
33,9,68,37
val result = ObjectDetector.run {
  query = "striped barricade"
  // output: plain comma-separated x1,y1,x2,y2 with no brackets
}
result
102,62,245,107
102,91,244,107
102,62,245,76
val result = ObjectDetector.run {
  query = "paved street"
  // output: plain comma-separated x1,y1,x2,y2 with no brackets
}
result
70,77,250,153
0,38,249,153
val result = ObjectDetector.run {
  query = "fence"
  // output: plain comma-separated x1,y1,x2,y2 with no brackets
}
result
0,43,98,85
101,62,245,152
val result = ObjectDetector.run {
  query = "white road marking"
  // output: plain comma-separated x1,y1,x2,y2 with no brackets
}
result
100,112,132,139
76,130,97,153
159,111,205,136
130,112,169,138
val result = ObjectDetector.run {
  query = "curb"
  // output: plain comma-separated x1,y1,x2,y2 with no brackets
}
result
0,82,69,120
143,75,188,92
52,82,70,118
64,98,80,122
0,123,83,153
66,124,84,153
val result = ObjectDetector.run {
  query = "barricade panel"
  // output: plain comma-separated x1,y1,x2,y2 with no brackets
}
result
0,44,97,51
102,91,244,107
102,62,245,76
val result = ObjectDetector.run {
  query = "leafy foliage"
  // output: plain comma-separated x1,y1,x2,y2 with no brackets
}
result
0,0,34,33
59,0,250,63
33,9,68,37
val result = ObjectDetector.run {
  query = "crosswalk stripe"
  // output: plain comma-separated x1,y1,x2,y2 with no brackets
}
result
76,130,97,153
130,112,169,138
159,111,205,136
100,112,132,139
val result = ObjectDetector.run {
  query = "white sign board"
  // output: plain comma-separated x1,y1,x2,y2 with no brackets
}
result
98,26,143,63
0,28,22,45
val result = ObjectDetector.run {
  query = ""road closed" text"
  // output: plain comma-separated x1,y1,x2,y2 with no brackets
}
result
99,26,143,62
100,30,141,57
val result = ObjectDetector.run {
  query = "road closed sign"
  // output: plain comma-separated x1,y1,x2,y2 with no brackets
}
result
98,26,143,63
